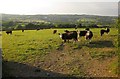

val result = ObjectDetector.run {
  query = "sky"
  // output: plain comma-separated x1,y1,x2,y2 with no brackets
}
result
0,0,119,16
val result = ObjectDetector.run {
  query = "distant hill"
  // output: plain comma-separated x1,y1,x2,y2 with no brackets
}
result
1,14,118,30
2,14,117,24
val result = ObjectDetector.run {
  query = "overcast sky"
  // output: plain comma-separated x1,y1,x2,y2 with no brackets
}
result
0,0,119,16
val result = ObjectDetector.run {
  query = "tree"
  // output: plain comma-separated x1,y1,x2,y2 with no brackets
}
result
25,23,35,29
15,24,23,30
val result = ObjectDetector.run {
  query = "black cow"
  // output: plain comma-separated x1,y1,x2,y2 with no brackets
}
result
22,29,24,32
36,29,40,31
59,31,78,42
100,28,110,36
6,31,12,35
53,30,57,34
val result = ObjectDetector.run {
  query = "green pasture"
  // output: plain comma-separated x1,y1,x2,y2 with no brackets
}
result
2,28,118,77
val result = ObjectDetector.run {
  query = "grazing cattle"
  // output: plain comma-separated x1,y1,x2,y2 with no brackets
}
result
85,31,93,40
22,29,24,32
53,30,57,34
79,28,93,40
100,28,110,36
59,31,78,42
36,29,40,31
6,31,12,35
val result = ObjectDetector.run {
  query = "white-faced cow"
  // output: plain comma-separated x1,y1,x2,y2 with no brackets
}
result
100,28,110,36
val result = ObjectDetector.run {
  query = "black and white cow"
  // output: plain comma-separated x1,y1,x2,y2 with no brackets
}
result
100,28,110,36
59,30,78,42
79,28,93,40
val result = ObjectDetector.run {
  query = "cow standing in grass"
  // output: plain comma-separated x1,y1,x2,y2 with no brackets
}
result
79,28,93,42
6,31,12,35
22,29,24,32
53,30,57,34
36,29,40,31
59,30,78,42
100,28,110,36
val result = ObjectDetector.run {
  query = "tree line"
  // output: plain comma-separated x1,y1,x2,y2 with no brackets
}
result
2,19,117,31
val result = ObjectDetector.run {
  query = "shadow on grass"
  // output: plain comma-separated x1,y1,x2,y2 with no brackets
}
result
57,43,65,51
14,35,24,37
87,40,115,48
2,60,76,78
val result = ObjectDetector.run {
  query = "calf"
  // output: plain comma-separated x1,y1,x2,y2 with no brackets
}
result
6,31,12,35
53,30,57,34
59,31,78,42
100,28,110,36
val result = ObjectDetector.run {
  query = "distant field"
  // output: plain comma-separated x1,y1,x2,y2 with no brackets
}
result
2,28,118,77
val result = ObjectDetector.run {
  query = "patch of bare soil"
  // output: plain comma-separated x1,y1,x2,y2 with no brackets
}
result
84,56,118,77
34,45,118,77
3,44,118,77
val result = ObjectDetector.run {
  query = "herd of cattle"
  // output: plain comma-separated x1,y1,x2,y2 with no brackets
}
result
5,28,110,42
53,28,110,42
5,29,24,35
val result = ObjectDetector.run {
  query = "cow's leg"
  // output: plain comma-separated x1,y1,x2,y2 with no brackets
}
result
101,33,103,36
68,40,69,43
100,31,102,36
85,36,90,44
73,39,77,44
64,39,66,42
101,32,104,36
88,39,91,44
74,38,78,42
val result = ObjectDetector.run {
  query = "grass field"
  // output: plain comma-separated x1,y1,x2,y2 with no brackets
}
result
2,28,118,77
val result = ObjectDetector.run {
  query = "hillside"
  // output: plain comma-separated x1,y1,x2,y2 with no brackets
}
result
2,14,117,23
1,14,118,30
